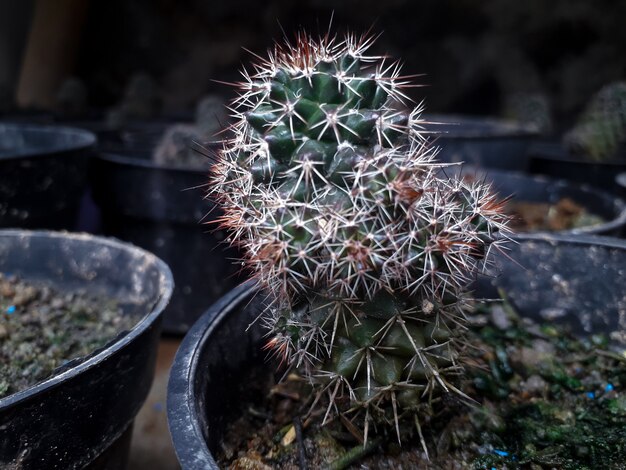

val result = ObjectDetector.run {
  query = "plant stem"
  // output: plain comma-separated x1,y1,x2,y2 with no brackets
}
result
329,438,382,470
293,416,307,470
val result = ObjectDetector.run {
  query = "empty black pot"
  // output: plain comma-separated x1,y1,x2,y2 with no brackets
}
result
0,123,96,229
91,148,242,335
459,168,626,236
424,114,538,171
166,234,626,469
0,230,173,469
529,141,626,193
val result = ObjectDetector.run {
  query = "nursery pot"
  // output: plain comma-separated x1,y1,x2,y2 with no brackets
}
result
0,123,96,229
0,230,173,469
79,119,173,153
167,234,626,469
459,168,626,236
423,114,538,171
617,172,626,201
91,146,241,335
529,141,626,193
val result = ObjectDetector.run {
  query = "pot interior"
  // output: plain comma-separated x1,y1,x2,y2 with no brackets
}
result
444,167,626,233
185,236,626,460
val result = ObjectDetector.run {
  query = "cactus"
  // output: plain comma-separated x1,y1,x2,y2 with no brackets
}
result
55,77,88,116
106,72,161,128
210,31,510,445
152,123,205,168
153,95,227,168
563,82,626,161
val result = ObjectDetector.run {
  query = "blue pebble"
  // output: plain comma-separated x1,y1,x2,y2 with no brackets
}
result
491,467,497,470
6,305,16,314
493,449,509,457
586,391,595,399
605,383,614,392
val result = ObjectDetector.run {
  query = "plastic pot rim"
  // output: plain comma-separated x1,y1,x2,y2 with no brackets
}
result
0,123,97,161
96,150,212,175
530,142,626,167
508,231,626,248
167,279,256,469
0,229,174,410
425,113,539,140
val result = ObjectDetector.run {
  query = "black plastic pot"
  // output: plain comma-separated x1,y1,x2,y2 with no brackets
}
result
423,114,538,171
529,141,626,193
457,168,626,236
79,119,174,154
91,148,242,335
167,234,626,469
0,230,173,469
617,173,626,201
0,123,96,229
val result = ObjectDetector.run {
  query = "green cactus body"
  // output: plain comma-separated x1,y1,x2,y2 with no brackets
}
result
212,32,510,441
564,82,626,161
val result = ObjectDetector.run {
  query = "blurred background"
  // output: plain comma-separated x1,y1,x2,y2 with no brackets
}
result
1,0,625,128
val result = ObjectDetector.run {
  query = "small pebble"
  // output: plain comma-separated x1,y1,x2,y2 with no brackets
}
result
0,283,15,297
489,305,511,330
552,409,574,424
520,374,547,395
230,456,273,470
509,340,555,371
539,307,568,320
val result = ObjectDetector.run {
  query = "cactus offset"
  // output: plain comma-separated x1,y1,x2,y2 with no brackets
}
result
211,31,510,444
564,82,626,161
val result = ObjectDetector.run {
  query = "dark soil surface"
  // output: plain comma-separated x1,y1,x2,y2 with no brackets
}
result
0,273,137,399
217,301,626,469
507,198,604,232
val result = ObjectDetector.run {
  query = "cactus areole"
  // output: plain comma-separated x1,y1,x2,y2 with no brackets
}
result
210,31,511,444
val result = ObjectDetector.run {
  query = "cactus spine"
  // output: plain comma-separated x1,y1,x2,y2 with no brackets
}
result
211,31,510,443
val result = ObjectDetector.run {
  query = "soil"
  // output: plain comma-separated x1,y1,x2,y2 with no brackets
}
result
217,300,626,470
506,197,604,232
0,273,137,399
